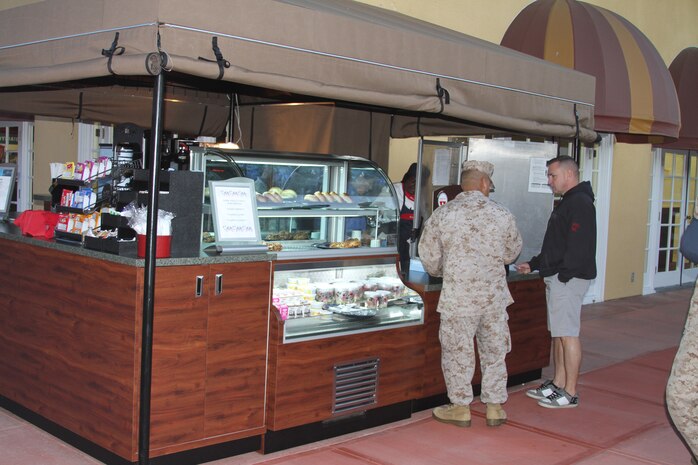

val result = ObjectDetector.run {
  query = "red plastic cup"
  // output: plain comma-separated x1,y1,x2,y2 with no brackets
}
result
137,234,172,258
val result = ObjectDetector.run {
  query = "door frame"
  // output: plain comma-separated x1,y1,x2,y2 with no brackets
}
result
646,148,698,292
578,133,612,304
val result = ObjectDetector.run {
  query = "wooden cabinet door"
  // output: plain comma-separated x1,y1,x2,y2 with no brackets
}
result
205,261,271,436
149,265,209,450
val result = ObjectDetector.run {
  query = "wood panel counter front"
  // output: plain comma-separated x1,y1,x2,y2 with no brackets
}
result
409,271,551,400
263,267,550,451
0,225,550,462
0,233,272,463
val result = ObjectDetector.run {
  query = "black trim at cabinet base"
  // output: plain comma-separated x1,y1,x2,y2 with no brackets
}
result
412,368,543,413
263,400,412,454
1,369,542,463
147,437,260,465
0,395,260,465
506,368,543,389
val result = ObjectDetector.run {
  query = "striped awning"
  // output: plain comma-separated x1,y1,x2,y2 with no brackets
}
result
660,47,698,150
501,0,680,144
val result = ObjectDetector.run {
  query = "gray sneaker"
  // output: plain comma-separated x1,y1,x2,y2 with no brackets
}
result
525,380,559,400
538,389,579,409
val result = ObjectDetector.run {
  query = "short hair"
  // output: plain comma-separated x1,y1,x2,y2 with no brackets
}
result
546,155,579,177
460,168,487,187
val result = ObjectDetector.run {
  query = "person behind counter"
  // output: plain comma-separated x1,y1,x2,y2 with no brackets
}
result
344,171,378,241
393,163,417,278
419,160,523,428
254,165,274,194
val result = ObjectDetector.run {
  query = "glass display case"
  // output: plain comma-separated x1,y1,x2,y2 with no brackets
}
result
190,148,400,258
273,257,423,343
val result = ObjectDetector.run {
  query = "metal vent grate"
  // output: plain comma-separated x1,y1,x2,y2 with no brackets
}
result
333,358,379,414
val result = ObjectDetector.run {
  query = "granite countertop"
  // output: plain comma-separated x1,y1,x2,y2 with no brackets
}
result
0,222,275,267
406,267,540,293
1,221,543,280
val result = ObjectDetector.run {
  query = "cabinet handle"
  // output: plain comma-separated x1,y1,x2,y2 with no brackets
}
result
195,275,204,297
215,273,223,295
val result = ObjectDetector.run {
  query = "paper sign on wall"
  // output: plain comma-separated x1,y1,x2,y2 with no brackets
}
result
528,158,551,194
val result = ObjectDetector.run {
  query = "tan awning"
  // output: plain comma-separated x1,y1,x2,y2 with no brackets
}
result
0,0,597,142
0,85,230,137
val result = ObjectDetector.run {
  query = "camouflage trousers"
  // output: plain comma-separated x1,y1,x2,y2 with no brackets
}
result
439,310,511,406
666,282,698,458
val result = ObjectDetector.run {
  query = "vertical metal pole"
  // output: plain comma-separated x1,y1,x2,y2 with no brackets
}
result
227,92,234,143
573,104,581,163
138,70,165,465
410,138,425,261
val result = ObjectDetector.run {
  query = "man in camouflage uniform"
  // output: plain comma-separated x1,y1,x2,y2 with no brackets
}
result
419,160,522,427
667,202,698,463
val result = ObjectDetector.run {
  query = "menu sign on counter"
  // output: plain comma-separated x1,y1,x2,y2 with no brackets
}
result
209,177,267,253
0,164,16,221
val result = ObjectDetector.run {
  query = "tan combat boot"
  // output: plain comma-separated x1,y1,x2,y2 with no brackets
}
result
432,404,471,427
486,403,507,427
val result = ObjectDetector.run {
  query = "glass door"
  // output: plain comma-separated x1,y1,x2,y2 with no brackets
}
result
1,122,34,214
653,150,698,288
0,124,19,214
413,139,466,265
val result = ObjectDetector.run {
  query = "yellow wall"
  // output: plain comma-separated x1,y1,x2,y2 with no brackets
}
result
605,143,653,299
33,117,79,201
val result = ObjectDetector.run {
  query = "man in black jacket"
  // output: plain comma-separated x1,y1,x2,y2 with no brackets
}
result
517,155,596,409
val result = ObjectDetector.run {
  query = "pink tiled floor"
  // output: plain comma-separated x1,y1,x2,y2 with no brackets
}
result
1,286,695,465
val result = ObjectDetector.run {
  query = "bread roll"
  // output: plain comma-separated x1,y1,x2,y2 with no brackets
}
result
314,191,328,202
341,193,353,203
268,186,282,195
281,189,297,199
346,238,361,248
304,194,319,202
256,193,267,203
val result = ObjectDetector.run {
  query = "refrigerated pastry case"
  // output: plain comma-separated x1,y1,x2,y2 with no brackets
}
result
190,148,400,258
273,257,423,342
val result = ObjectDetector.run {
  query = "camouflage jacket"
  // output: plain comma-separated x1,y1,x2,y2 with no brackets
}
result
419,191,523,316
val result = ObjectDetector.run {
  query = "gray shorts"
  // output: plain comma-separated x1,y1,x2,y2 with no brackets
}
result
543,275,591,337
